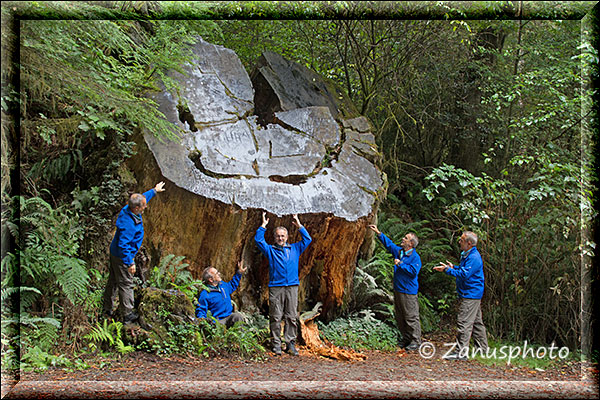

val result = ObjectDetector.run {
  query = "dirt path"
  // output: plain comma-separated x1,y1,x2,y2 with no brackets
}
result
3,340,598,399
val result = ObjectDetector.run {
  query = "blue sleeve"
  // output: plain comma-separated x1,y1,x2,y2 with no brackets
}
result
396,253,421,278
227,272,242,293
445,254,481,279
116,214,136,265
254,227,270,256
378,233,401,259
143,188,156,203
293,226,312,254
195,291,209,318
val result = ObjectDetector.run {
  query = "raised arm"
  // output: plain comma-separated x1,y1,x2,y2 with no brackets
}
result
292,214,302,228
377,232,402,259
293,215,312,253
255,213,270,255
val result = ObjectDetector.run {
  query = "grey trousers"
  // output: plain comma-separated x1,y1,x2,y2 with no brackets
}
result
102,253,135,317
269,285,299,349
456,298,488,352
394,291,422,345
219,312,245,328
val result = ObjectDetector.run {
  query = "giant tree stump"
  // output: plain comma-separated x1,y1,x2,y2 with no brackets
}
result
129,37,387,320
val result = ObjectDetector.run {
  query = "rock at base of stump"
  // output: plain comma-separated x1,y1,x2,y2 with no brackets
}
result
124,287,196,347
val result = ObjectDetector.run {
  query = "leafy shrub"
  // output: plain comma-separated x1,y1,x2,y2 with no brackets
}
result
195,316,268,361
417,293,440,333
317,309,400,351
137,312,268,361
423,160,590,348
20,346,72,372
1,195,90,370
10,196,90,305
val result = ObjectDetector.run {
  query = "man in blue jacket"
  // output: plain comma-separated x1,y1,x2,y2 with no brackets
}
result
435,230,489,359
196,261,247,327
369,224,422,351
102,181,166,323
255,212,312,356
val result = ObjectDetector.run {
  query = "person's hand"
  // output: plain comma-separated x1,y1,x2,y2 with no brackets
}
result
128,264,136,275
434,261,452,272
292,214,301,228
368,224,381,235
262,211,269,228
237,260,247,274
394,258,401,266
154,181,166,192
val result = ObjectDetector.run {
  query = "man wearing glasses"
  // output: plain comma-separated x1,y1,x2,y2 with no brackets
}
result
196,261,247,327
434,231,488,360
368,224,422,351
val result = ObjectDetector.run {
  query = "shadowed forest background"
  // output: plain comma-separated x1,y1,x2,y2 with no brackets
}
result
1,1,598,370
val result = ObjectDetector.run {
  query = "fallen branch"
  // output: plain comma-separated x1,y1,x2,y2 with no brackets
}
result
299,302,367,361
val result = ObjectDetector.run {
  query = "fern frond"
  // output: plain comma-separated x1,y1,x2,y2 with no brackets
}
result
0,286,42,303
15,313,61,329
54,256,89,303
84,319,118,346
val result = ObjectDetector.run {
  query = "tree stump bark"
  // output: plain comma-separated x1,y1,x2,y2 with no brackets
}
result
129,37,387,320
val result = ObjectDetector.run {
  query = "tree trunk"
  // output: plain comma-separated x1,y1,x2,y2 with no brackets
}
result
448,25,507,173
128,37,387,320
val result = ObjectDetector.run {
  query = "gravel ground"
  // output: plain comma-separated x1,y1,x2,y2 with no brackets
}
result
3,345,598,399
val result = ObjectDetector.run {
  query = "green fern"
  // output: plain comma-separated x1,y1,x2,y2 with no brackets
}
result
84,319,134,355
54,256,89,304
7,196,90,305
147,253,204,302
85,319,118,346
2,313,61,330
1,286,42,308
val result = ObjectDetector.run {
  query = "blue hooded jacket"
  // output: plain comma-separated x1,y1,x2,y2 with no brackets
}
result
377,233,421,295
254,226,312,287
445,246,485,299
196,272,242,320
109,188,156,266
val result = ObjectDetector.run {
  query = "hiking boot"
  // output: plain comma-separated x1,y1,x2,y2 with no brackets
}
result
285,342,299,356
272,345,282,356
123,311,139,323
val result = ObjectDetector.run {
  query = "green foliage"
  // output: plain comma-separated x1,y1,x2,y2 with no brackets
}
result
146,254,206,302
1,195,92,368
195,317,268,361
84,319,134,355
11,195,89,305
352,255,394,322
138,313,268,361
20,346,72,372
471,338,577,370
423,158,590,348
318,309,400,351
417,293,439,334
